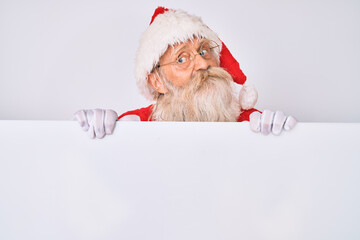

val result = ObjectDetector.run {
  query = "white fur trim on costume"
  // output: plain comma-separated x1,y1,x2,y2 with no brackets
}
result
135,9,223,101
118,115,141,121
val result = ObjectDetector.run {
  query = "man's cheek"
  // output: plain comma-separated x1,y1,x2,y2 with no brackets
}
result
210,58,220,67
174,74,192,87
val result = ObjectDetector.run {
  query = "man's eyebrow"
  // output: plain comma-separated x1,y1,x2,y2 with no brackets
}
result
170,45,188,58
170,39,211,58
197,38,211,49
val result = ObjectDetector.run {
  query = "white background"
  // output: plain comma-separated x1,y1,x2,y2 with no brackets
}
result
0,0,359,122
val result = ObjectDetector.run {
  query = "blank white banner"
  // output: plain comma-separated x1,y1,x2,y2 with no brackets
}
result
0,121,359,240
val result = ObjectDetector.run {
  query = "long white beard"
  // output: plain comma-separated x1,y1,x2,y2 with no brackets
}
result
151,67,240,122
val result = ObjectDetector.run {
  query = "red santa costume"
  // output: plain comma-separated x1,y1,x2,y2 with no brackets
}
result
118,6,259,122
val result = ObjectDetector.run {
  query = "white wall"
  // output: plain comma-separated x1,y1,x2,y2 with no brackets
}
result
0,0,359,122
1,121,360,239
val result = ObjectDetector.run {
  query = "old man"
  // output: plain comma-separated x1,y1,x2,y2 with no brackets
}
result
74,7,297,138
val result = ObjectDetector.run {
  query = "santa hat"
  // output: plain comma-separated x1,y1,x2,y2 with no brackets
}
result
135,6,257,109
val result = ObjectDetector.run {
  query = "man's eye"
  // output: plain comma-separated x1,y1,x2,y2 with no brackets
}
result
199,49,208,56
177,57,186,63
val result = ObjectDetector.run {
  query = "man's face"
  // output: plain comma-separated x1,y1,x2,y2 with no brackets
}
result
149,38,219,93
149,37,240,122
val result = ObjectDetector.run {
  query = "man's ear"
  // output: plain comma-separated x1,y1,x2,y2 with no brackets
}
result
148,72,168,94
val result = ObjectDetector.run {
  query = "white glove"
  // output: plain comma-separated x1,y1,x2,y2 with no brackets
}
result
249,110,297,135
73,109,118,139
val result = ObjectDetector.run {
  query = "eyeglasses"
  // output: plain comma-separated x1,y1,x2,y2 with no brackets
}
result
155,39,220,70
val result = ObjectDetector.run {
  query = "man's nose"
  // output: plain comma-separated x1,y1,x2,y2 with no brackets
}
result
193,54,210,71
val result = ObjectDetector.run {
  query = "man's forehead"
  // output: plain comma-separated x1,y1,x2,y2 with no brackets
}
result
170,37,206,50
160,37,208,60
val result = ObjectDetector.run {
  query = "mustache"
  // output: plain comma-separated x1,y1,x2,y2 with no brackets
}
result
189,67,233,90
